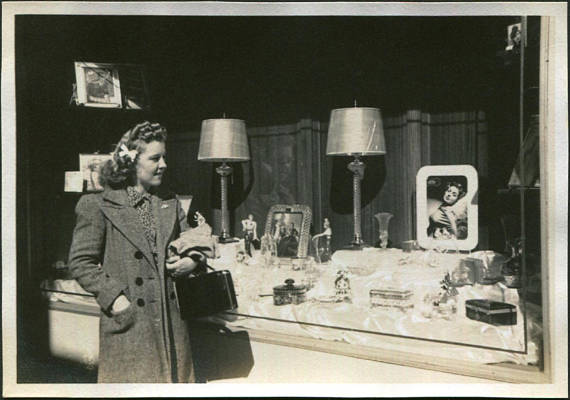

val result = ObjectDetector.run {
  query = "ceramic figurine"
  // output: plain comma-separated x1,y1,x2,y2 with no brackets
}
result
235,249,250,265
312,217,332,263
334,270,352,302
193,211,212,235
241,214,258,256
420,273,459,319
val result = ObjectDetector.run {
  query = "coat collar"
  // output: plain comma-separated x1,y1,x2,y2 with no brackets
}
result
100,187,178,270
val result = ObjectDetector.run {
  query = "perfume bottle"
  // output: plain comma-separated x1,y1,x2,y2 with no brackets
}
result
500,215,523,289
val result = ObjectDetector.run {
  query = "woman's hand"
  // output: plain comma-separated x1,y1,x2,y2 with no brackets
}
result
430,209,450,225
166,252,203,278
111,294,131,314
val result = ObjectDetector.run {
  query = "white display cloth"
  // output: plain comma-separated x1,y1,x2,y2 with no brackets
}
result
208,246,540,365
41,244,541,366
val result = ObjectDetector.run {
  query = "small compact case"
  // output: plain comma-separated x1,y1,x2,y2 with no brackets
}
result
465,299,517,325
370,288,414,310
273,279,307,306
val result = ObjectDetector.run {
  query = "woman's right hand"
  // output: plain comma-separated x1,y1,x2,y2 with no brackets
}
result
111,294,131,314
430,209,450,225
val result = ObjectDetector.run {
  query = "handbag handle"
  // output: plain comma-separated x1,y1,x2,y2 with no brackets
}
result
188,250,216,275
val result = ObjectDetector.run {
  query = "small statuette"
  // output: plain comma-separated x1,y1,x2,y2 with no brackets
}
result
312,217,332,263
235,249,250,265
241,213,258,257
420,273,459,320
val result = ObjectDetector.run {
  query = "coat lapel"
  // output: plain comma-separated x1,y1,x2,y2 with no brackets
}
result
100,189,155,267
153,195,177,270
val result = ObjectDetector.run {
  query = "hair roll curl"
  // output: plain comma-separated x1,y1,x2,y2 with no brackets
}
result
99,121,167,189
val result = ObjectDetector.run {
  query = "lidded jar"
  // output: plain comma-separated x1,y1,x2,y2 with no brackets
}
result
273,278,307,305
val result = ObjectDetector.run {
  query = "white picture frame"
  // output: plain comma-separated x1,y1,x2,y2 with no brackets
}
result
74,62,122,108
416,165,478,251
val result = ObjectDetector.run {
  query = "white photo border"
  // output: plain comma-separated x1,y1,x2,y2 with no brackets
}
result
416,164,479,251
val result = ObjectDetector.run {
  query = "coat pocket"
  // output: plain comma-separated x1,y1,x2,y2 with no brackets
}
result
105,301,137,334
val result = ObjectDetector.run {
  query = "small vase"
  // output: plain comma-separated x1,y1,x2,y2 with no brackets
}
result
374,212,393,249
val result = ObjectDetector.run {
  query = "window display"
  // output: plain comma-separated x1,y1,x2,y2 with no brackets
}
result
23,12,564,390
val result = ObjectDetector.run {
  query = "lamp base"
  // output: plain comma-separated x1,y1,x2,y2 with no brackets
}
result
219,237,240,244
342,242,370,251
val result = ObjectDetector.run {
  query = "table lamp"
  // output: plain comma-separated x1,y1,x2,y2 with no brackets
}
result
326,106,386,249
198,118,250,243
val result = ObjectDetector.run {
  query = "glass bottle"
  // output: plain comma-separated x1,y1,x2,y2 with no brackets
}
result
374,212,393,249
502,238,522,288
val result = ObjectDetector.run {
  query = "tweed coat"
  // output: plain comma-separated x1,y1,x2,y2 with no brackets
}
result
68,188,195,383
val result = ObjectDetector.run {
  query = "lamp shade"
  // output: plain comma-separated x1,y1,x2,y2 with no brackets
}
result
198,119,250,161
326,107,386,156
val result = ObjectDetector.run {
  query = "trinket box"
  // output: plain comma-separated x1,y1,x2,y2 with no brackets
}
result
370,288,414,310
273,279,307,306
465,299,517,325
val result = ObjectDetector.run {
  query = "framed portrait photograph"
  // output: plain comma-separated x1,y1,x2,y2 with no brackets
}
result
74,62,122,108
416,165,478,251
264,204,312,258
79,153,113,192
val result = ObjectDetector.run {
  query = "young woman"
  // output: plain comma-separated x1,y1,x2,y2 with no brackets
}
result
427,181,468,240
68,121,214,383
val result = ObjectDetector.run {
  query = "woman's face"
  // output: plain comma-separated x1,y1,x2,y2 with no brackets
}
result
443,185,460,205
136,141,167,189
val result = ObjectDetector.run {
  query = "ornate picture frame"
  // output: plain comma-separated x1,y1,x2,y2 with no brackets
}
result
264,204,312,258
416,165,479,251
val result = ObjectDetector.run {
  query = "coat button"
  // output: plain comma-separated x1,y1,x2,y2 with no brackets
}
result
134,251,143,259
135,277,143,286
137,298,145,307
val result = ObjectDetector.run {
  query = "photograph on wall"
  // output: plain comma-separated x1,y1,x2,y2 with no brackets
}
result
506,22,522,51
74,62,122,108
416,165,479,251
79,153,112,192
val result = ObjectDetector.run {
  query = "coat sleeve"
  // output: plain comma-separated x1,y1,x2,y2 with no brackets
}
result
68,194,127,311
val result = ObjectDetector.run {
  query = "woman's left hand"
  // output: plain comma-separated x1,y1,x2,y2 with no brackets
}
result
166,252,202,277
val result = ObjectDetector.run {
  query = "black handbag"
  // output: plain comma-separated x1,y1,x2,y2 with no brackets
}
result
174,261,238,320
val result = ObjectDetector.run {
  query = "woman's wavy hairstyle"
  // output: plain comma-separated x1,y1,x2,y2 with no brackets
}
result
99,121,167,189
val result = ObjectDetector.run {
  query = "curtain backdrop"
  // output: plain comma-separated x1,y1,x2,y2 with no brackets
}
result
168,110,488,251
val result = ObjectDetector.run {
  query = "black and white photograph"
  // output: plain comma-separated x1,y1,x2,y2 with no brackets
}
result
271,212,302,257
1,2,567,398
74,62,122,108
427,175,469,240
